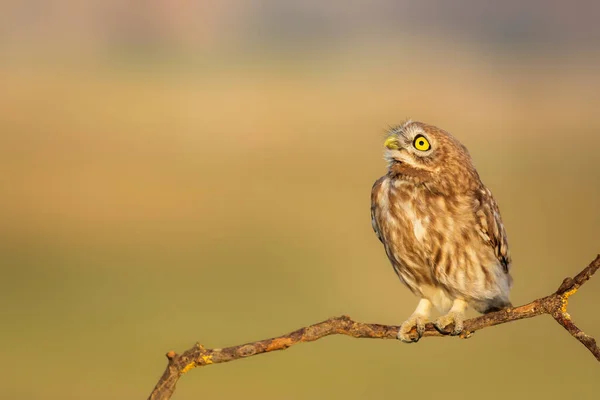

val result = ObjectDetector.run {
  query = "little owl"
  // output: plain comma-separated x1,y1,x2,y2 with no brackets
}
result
371,120,512,342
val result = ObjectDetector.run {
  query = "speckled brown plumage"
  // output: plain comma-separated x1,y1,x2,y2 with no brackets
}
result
371,120,512,341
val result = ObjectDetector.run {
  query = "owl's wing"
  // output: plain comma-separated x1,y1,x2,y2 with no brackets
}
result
370,176,386,243
474,187,511,272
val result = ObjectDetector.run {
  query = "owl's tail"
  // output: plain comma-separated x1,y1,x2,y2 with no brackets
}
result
475,297,512,314
474,269,513,314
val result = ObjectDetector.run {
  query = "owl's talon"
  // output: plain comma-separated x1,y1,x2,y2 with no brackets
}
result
434,311,465,336
397,314,427,343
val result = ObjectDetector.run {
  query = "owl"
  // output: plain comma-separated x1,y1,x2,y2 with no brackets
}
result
371,120,512,342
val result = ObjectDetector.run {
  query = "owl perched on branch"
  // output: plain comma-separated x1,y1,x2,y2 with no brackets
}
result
371,120,512,342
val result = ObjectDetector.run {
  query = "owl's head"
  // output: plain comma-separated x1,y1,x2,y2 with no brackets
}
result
383,120,480,191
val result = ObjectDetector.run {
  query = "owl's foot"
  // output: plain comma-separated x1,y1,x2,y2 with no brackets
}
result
434,311,464,335
397,298,432,343
397,314,427,342
434,299,468,336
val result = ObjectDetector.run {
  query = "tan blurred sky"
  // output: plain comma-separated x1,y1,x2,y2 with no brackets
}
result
2,0,600,55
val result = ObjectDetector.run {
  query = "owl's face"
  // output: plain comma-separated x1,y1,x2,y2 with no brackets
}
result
383,120,478,191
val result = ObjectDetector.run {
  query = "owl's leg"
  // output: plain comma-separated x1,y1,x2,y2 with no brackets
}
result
434,298,467,335
397,298,432,343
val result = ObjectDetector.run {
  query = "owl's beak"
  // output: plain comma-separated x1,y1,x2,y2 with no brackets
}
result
384,136,400,150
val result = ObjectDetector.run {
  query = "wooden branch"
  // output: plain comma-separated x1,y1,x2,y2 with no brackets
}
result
148,254,600,400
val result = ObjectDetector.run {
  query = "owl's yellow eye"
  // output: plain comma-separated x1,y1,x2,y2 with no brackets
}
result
413,135,431,151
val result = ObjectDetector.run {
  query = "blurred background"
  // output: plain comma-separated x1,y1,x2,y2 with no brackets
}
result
1,1,599,399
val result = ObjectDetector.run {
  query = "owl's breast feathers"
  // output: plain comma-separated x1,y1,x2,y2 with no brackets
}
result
371,174,512,307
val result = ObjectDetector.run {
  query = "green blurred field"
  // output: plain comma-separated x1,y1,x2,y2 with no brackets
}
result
1,44,599,399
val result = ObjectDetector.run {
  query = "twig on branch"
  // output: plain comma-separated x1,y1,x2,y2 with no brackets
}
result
148,254,600,400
